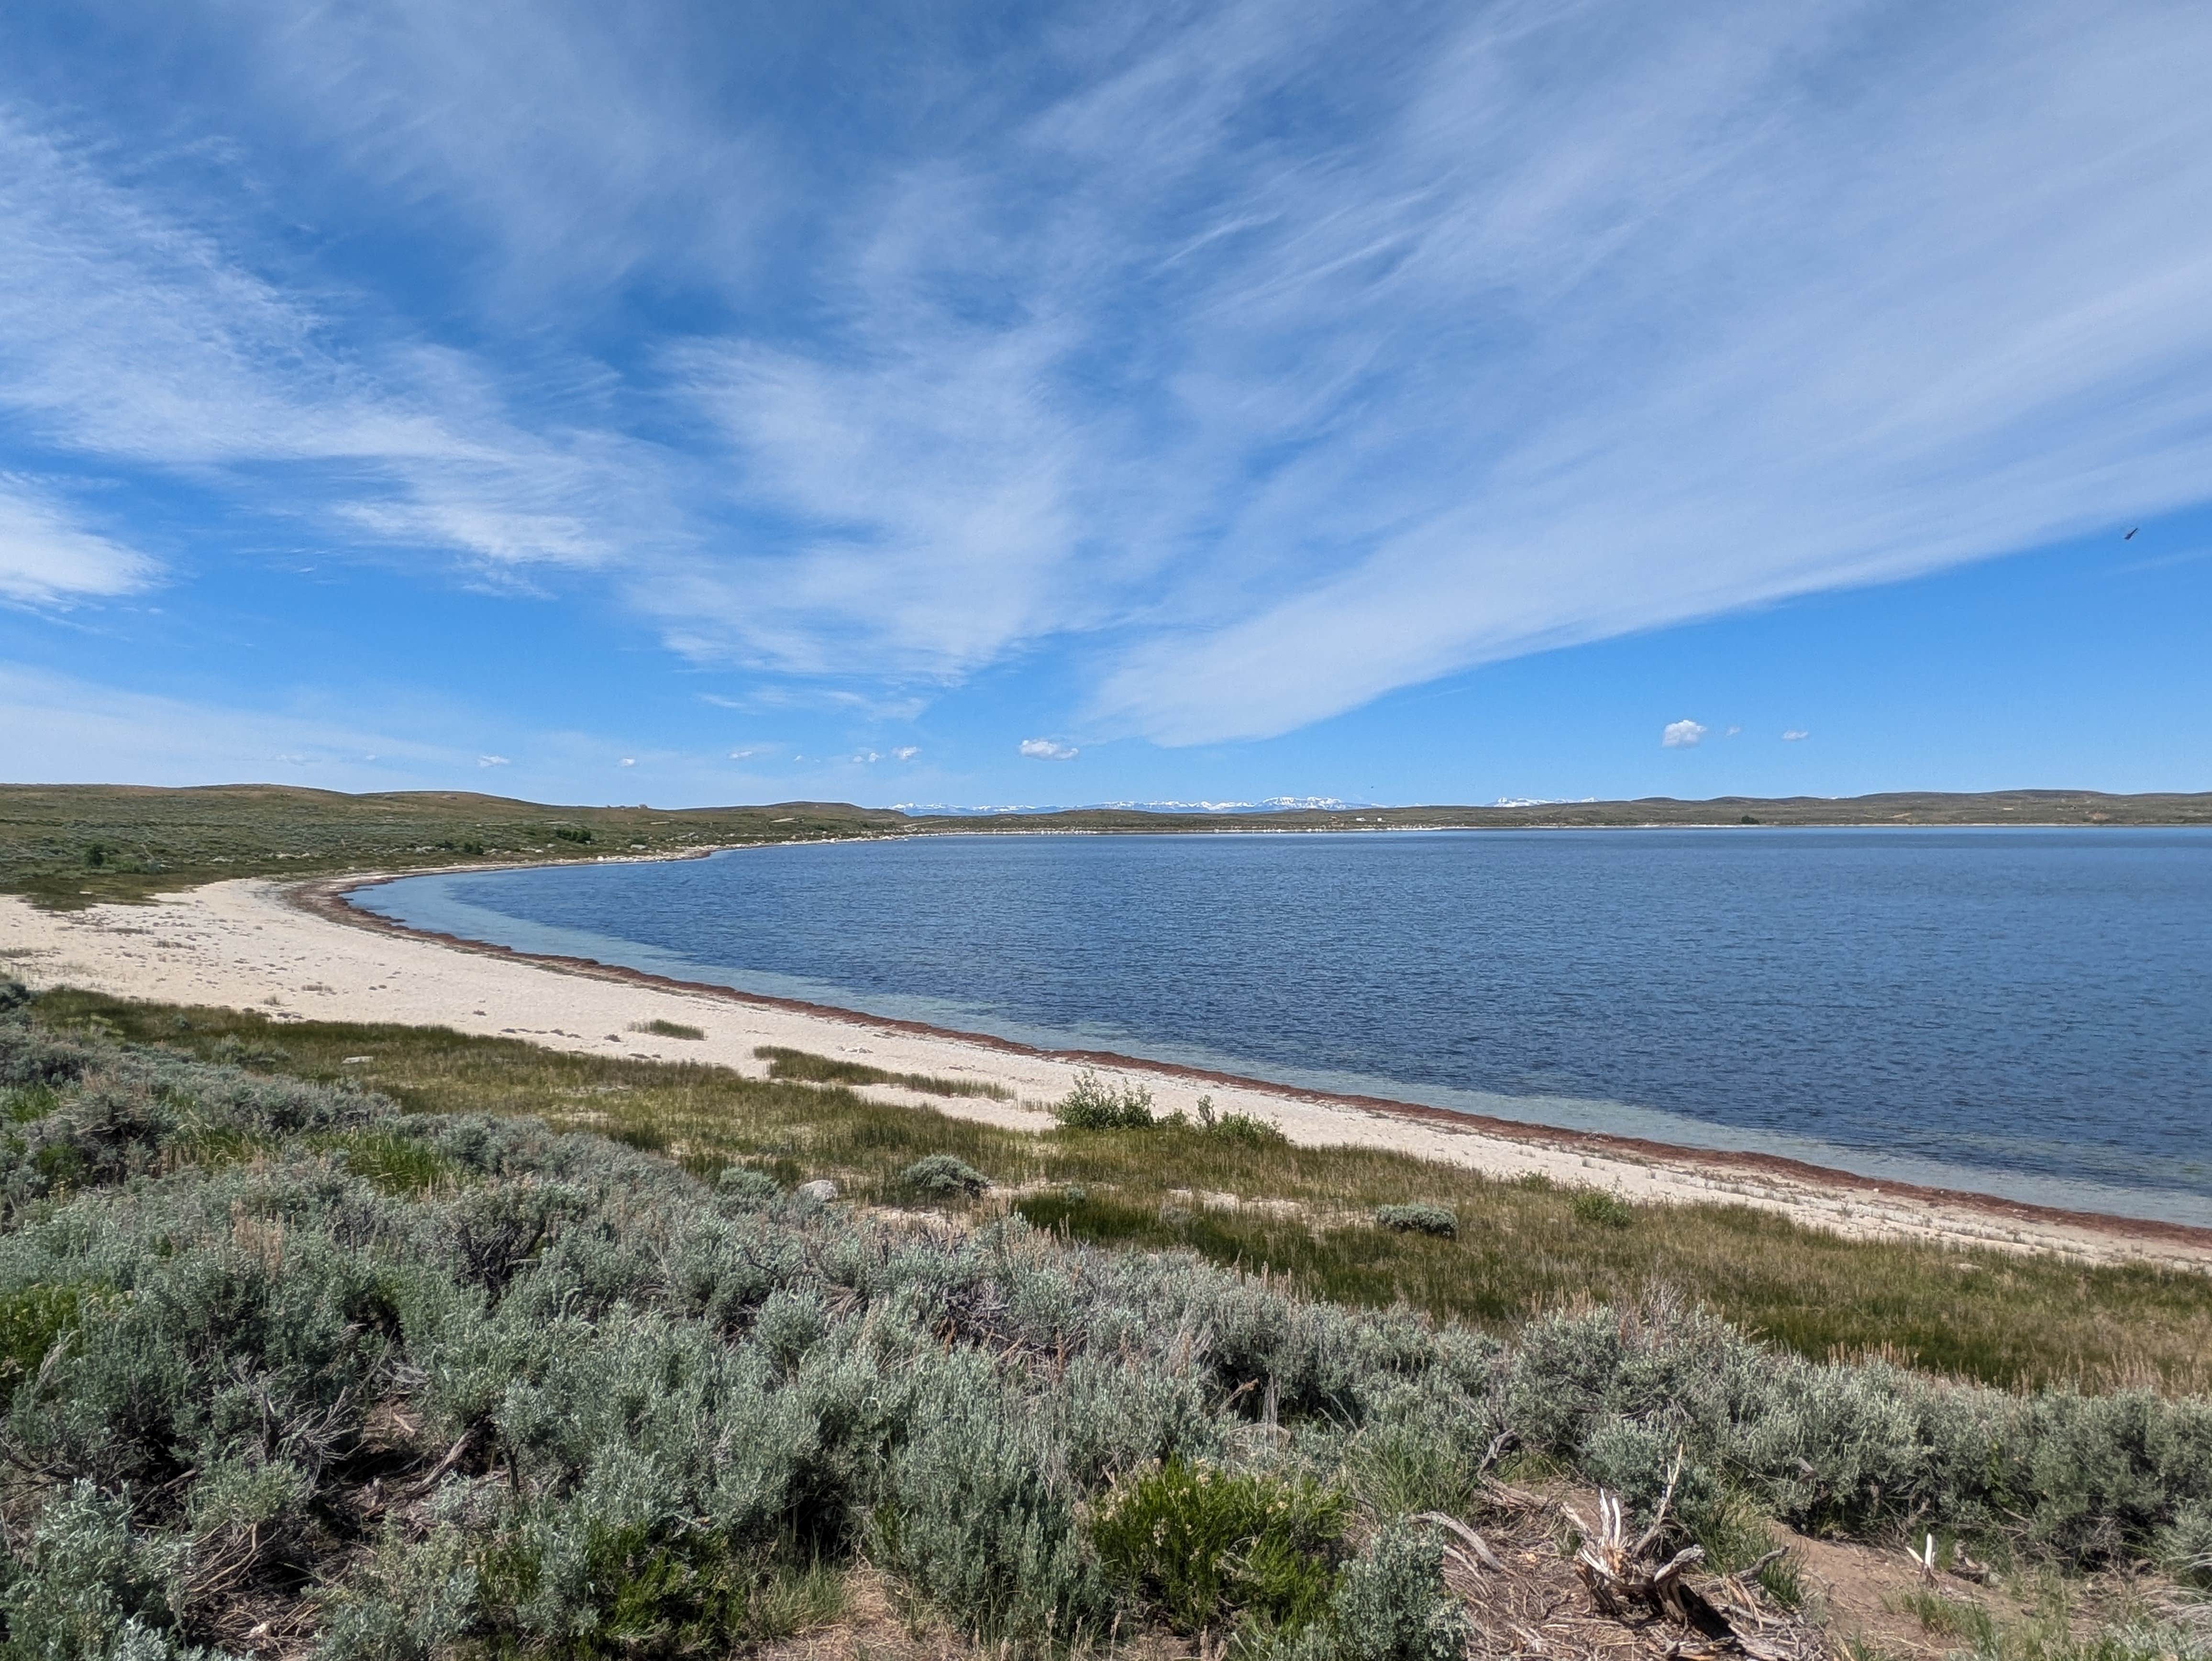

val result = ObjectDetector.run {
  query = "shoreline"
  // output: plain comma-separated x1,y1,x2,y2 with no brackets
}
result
3,860,2208,1271
312,871,2212,1262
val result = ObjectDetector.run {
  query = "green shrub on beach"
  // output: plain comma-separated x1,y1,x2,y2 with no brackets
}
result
1375,1204,1457,1238
1208,1111,1290,1147
1053,1067,1156,1129
1064,1082,1283,1144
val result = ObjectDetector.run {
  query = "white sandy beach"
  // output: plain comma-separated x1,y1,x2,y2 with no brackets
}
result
4,874,2208,1273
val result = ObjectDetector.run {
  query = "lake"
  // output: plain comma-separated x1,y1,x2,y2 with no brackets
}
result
351,828,2212,1225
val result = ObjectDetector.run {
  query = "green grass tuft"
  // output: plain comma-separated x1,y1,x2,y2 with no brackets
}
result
630,1018,707,1040
1571,1188,1637,1229
754,1044,1011,1100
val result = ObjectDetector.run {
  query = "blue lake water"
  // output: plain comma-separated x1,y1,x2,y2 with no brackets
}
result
352,829,2212,1225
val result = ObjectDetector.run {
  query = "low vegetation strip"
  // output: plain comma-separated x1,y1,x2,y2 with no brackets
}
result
755,1043,1014,1100
26,990,2212,1394
1,987,2210,1660
629,1018,705,1041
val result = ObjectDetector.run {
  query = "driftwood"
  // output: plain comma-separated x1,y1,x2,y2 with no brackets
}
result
1560,1489,1714,1628
1446,1456,1826,1661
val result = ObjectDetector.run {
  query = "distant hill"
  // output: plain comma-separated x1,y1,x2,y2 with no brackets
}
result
2,782,2205,908
0,784,898,908
913,788,2212,834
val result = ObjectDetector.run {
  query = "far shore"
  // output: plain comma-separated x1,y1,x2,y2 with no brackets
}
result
4,864,2210,1274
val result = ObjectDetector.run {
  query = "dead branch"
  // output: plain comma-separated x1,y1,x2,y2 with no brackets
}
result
1415,1510,1506,1573
1444,1483,1826,1661
1904,1532,1937,1582
1561,1480,1716,1633
365,1425,476,1514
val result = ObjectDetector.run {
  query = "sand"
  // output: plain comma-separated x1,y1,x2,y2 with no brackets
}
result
4,873,2208,1273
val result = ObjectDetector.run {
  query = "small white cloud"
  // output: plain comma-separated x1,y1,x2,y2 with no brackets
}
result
1781,729,1811,742
1725,725,1743,738
892,746,919,762
853,750,882,763
1660,720,1707,749
728,745,770,760
1019,737,1079,760
478,754,510,767
619,756,637,766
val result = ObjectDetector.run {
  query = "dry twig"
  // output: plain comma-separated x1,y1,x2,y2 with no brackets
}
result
1415,1510,1506,1574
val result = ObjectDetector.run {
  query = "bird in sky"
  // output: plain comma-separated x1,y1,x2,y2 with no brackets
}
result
2124,527,2140,539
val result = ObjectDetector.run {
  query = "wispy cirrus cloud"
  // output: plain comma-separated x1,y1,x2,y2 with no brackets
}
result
667,0,2212,741
0,478,157,605
210,0,778,294
669,321,1101,678
0,105,678,577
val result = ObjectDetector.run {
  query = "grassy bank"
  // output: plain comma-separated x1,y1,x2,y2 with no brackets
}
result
32,989,2212,1396
0,784,900,909
4,987,2211,1661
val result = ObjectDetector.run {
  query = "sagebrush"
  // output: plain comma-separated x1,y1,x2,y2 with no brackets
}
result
2,994,2210,1659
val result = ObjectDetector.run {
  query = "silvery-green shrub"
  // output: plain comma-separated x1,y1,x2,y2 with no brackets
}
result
1373,1205,1456,1239
1322,1522,1469,1661
7,1004,2212,1658
716,1165,780,1203
313,1523,477,1661
900,1153,989,1198
0,1480,199,1660
2159,1500,2212,1589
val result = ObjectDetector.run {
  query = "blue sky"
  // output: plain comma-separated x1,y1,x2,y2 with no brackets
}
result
2,0,2209,809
